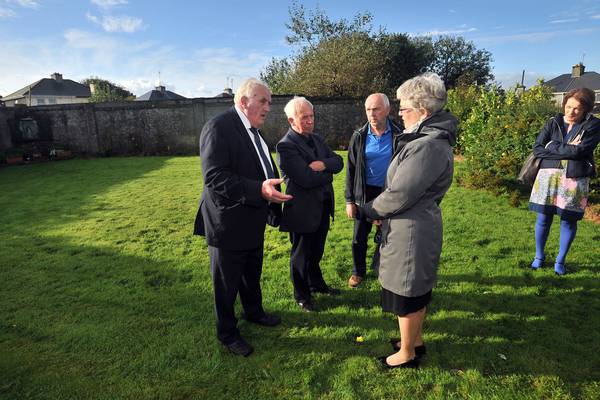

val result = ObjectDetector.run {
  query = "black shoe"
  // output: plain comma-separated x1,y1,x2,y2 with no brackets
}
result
377,355,420,369
224,338,254,357
242,312,281,327
389,338,426,358
297,299,316,312
311,286,341,296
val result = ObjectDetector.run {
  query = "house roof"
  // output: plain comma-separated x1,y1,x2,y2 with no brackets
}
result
135,86,186,101
545,71,600,92
2,76,91,101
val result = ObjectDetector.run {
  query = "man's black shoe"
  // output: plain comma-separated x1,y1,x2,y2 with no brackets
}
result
311,286,341,296
242,313,281,327
224,338,254,357
297,300,316,312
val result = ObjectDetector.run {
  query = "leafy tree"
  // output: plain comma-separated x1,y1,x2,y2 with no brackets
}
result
285,0,374,49
262,4,494,96
289,33,386,97
81,77,135,102
430,36,493,88
378,34,434,96
260,57,294,94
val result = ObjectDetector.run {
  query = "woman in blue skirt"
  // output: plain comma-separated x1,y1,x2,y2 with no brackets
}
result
529,87,600,275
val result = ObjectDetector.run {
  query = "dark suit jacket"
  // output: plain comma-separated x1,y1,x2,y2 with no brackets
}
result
194,107,282,250
276,129,343,233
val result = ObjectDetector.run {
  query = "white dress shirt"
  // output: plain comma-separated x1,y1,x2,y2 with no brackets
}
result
234,105,273,179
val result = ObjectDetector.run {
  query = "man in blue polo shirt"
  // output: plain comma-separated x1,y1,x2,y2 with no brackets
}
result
345,93,403,288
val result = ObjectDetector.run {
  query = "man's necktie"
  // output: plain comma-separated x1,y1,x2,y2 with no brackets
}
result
250,127,275,179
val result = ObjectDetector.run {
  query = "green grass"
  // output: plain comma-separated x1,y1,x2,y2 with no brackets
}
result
1,155,599,400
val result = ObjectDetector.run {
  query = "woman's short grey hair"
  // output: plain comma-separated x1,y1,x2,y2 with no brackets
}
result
396,72,447,113
284,96,313,119
234,78,269,105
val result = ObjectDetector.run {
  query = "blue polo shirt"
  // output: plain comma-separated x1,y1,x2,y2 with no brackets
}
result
365,121,393,187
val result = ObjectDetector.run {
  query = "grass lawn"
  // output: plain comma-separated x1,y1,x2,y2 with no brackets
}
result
1,155,599,400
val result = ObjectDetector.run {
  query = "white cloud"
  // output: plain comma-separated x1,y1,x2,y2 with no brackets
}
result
85,12,100,24
549,18,578,23
591,14,600,19
90,0,128,8
86,12,144,33
479,27,598,44
572,28,597,35
1,0,39,16
0,7,16,17
10,0,39,8
414,27,477,36
0,30,272,99
478,31,560,44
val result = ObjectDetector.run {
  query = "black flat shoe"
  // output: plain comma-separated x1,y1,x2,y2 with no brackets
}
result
310,286,341,296
377,356,420,369
388,338,426,358
242,312,281,327
224,338,254,357
297,300,316,312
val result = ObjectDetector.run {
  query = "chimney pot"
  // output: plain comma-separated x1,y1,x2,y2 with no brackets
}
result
572,63,585,78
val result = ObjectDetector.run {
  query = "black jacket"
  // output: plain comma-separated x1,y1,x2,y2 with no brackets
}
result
277,129,344,233
533,113,600,178
344,118,406,205
193,107,282,250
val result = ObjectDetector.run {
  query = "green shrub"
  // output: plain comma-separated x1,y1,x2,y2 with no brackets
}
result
447,82,559,191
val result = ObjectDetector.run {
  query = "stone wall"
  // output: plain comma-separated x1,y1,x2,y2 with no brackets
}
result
0,107,14,150
0,96,399,154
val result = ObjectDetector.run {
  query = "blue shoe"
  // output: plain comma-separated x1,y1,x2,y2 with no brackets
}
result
531,257,544,270
554,262,566,276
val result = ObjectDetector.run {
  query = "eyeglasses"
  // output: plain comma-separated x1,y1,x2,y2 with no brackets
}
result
399,107,415,113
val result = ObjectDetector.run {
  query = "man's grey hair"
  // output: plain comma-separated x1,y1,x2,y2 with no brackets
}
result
396,72,447,113
234,78,269,105
284,96,313,119
365,93,390,109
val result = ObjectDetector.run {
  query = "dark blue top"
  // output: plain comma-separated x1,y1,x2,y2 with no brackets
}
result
365,121,393,187
563,122,581,143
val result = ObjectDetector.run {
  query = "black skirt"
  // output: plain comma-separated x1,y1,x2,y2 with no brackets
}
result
381,287,432,317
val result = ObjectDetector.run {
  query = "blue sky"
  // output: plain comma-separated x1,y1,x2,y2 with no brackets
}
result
1,0,599,98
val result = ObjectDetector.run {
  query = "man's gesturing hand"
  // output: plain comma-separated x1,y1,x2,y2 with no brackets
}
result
261,178,293,203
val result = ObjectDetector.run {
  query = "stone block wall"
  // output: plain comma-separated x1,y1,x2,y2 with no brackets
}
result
0,96,400,155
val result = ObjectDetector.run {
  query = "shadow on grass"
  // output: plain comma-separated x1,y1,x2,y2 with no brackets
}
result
0,233,216,399
0,157,171,231
2,158,600,398
3,233,600,399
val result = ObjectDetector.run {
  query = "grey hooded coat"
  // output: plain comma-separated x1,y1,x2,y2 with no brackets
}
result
361,110,458,297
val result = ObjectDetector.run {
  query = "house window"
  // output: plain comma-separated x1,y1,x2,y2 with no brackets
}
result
36,98,46,105
48,98,57,104
596,91,600,103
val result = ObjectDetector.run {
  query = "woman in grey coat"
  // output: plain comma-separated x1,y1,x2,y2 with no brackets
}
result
359,73,457,368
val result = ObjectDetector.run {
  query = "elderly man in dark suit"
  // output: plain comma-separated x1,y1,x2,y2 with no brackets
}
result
276,97,344,312
194,78,292,357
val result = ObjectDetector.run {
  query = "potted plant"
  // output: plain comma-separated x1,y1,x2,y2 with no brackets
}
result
49,144,73,160
4,147,24,165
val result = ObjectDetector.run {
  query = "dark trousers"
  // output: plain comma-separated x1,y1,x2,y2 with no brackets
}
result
352,185,383,277
289,201,331,302
208,245,265,345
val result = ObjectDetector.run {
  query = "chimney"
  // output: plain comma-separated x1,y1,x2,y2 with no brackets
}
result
223,87,233,96
51,72,63,82
572,63,585,78
156,85,165,93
